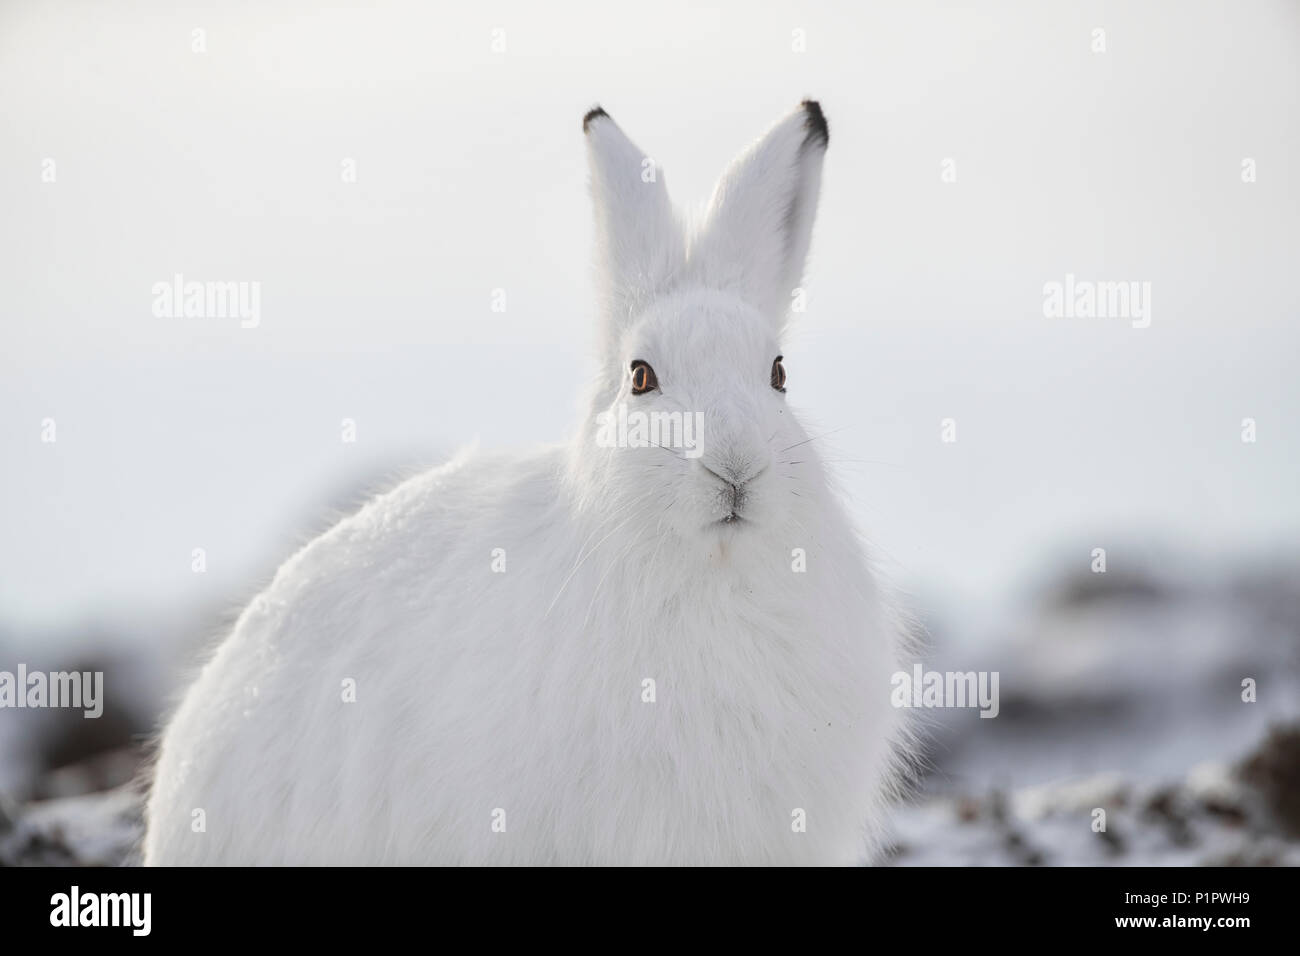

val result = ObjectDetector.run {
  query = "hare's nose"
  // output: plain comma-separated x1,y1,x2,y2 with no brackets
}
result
700,456,768,491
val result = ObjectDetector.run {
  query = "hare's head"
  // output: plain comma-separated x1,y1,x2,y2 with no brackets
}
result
578,101,833,546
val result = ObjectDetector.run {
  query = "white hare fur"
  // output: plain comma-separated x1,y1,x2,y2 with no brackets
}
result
145,101,911,865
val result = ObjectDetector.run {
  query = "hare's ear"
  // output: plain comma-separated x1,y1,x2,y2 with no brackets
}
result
689,100,829,322
583,107,684,341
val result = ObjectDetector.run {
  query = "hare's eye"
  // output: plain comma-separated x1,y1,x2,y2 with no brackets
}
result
771,356,786,393
630,360,658,395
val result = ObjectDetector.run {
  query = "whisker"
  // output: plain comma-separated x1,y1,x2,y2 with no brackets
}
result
778,425,849,454
820,458,905,469
645,441,686,460
544,511,637,618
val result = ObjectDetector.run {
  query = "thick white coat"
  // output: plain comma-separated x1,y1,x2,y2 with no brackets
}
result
145,102,911,865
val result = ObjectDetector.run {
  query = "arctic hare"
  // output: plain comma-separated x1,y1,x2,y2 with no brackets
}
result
145,100,910,865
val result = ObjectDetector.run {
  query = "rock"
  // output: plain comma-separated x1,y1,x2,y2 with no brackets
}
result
0,785,143,866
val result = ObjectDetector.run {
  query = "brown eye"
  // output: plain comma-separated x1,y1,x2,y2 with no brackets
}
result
630,360,658,394
771,356,786,392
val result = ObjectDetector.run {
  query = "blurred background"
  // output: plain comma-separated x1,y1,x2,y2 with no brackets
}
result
1,0,1297,864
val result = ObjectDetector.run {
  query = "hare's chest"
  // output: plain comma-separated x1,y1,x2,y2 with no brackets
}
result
561,577,867,730
526,589,876,863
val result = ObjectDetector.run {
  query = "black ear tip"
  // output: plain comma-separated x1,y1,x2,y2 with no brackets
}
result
582,106,609,133
800,99,829,147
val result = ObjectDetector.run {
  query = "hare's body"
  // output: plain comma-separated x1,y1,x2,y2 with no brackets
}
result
147,101,910,865
146,441,901,865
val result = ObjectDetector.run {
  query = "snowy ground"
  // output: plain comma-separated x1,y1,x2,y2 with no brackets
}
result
887,726,1300,866
4,728,1296,867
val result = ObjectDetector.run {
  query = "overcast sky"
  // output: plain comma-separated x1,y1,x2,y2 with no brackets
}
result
2,0,1297,640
